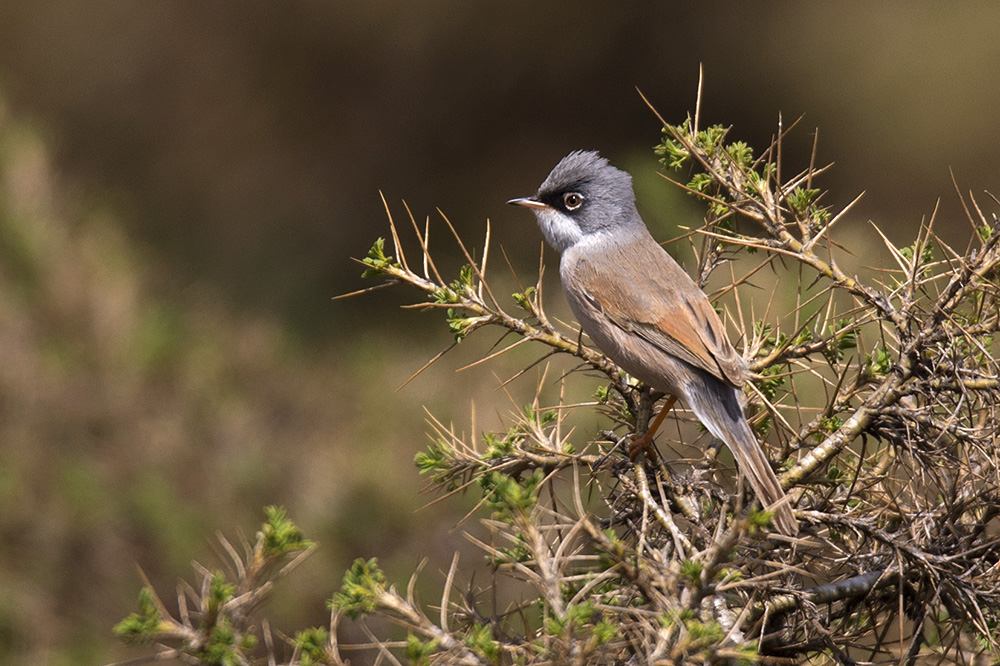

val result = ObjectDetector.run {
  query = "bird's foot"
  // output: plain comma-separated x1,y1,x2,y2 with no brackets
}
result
627,431,659,464
627,394,677,464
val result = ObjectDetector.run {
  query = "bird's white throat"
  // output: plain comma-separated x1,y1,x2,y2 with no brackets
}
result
534,208,583,253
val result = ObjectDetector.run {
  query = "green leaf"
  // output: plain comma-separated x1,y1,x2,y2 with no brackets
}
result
489,534,533,566
725,141,754,168
748,508,774,529
483,430,516,460
899,239,934,278
293,628,330,666
684,617,724,644
479,469,543,521
754,363,786,403
258,506,313,558
865,346,892,378
512,286,536,311
207,571,235,610
815,415,844,442
822,319,858,363
331,558,387,619
591,619,619,645
695,125,729,155
113,588,169,644
197,616,256,666
361,238,397,278
446,264,475,298
688,172,716,195
680,560,704,583
788,187,820,215
415,441,451,474
446,308,471,341
464,623,500,664
655,121,693,170
565,601,597,631
405,634,440,666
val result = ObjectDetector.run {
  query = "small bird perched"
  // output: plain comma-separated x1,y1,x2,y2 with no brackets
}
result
508,150,798,535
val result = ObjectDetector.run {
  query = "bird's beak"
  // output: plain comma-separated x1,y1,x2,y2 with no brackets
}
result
506,196,549,210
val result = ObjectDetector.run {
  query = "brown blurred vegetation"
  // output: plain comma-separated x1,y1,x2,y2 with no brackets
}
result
0,2,998,663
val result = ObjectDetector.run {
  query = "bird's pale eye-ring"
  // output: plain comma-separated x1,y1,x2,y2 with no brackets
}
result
563,192,584,211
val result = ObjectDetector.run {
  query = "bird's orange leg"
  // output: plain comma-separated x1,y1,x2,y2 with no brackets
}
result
628,395,678,463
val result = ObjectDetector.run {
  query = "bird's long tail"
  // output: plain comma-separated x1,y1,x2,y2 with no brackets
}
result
687,379,799,536
724,417,798,535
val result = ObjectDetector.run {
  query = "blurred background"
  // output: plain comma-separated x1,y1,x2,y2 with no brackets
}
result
0,2,998,663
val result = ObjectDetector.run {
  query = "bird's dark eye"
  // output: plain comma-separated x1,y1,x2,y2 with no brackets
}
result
563,192,584,211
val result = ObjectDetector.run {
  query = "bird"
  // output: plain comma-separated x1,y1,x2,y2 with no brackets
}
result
507,150,798,535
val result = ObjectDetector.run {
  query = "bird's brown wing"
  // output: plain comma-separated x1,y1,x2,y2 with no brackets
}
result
570,236,747,388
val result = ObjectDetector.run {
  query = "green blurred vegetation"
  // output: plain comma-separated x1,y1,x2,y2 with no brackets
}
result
0,111,496,664
0,2,998,338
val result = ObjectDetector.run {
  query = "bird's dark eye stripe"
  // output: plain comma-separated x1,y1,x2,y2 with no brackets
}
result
537,182,590,211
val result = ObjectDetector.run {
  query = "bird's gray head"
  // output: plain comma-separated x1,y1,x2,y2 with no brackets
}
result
507,150,641,253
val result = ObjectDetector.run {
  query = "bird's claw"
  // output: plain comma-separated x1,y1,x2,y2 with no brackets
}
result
628,431,659,464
